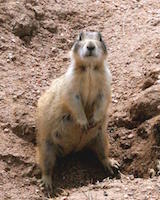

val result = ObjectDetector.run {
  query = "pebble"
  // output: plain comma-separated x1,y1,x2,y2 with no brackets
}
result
148,168,156,178
104,191,108,196
112,99,118,103
128,192,134,196
156,80,160,84
156,160,160,174
127,133,134,139
115,188,121,192
129,175,134,180
8,52,16,61
96,180,100,184
121,136,126,140
4,128,9,133
124,194,128,198
11,37,16,43
155,52,160,59
120,141,131,149
35,189,39,193
63,57,68,61
4,167,10,172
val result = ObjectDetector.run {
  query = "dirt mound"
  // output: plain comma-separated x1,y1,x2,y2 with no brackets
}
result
109,82,160,178
13,14,38,42
141,69,160,90
130,85,160,123
10,105,36,144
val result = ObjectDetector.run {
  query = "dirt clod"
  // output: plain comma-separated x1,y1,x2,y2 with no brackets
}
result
43,20,58,33
12,14,38,41
137,126,148,139
129,85,160,123
148,168,156,178
142,69,160,90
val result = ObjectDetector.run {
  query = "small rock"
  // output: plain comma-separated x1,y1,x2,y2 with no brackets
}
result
4,128,9,133
115,188,121,192
112,99,118,103
4,167,10,172
96,180,100,184
156,80,160,84
157,159,160,166
104,191,108,196
127,133,134,139
150,18,160,26
129,85,160,123
35,189,39,193
152,118,160,145
102,178,107,182
11,38,16,43
1,36,5,42
148,168,156,178
12,14,38,40
129,175,134,180
34,7,45,20
156,160,160,174
123,153,137,163
157,171,160,176
155,52,160,59
63,57,68,61
47,24,58,33
120,141,131,149
137,126,148,139
128,192,134,196
142,77,155,90
51,47,56,52
43,21,58,33
121,136,126,140
60,38,67,43
8,52,16,61
124,194,128,198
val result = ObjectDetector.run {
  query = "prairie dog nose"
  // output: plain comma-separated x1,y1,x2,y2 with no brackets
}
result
87,42,95,51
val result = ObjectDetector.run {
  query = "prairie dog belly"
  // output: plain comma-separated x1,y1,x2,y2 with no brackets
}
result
51,111,99,155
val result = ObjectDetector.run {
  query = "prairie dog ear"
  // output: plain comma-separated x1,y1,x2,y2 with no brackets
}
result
78,32,84,41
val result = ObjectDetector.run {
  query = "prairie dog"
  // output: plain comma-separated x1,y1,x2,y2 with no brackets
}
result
36,31,119,191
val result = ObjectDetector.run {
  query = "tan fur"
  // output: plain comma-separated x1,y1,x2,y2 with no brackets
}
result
36,31,119,190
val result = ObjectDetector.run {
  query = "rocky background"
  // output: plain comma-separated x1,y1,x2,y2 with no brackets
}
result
0,0,160,199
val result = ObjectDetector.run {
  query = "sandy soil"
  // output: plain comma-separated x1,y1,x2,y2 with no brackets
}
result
0,0,160,199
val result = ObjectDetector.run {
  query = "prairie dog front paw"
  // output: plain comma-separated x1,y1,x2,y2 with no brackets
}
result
77,117,89,132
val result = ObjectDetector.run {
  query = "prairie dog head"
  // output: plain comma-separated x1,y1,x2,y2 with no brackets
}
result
71,31,107,66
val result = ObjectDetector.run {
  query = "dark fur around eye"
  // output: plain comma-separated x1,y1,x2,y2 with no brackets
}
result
98,32,107,53
101,40,107,53
98,32,102,41
99,34,102,42
78,32,83,41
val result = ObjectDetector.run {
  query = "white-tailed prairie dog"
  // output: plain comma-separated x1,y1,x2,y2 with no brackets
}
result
36,31,119,191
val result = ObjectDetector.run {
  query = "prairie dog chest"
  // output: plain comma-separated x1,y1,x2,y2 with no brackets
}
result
79,67,104,105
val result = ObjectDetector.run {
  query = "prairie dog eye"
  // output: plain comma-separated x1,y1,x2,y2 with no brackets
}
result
78,32,83,41
99,33,102,42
